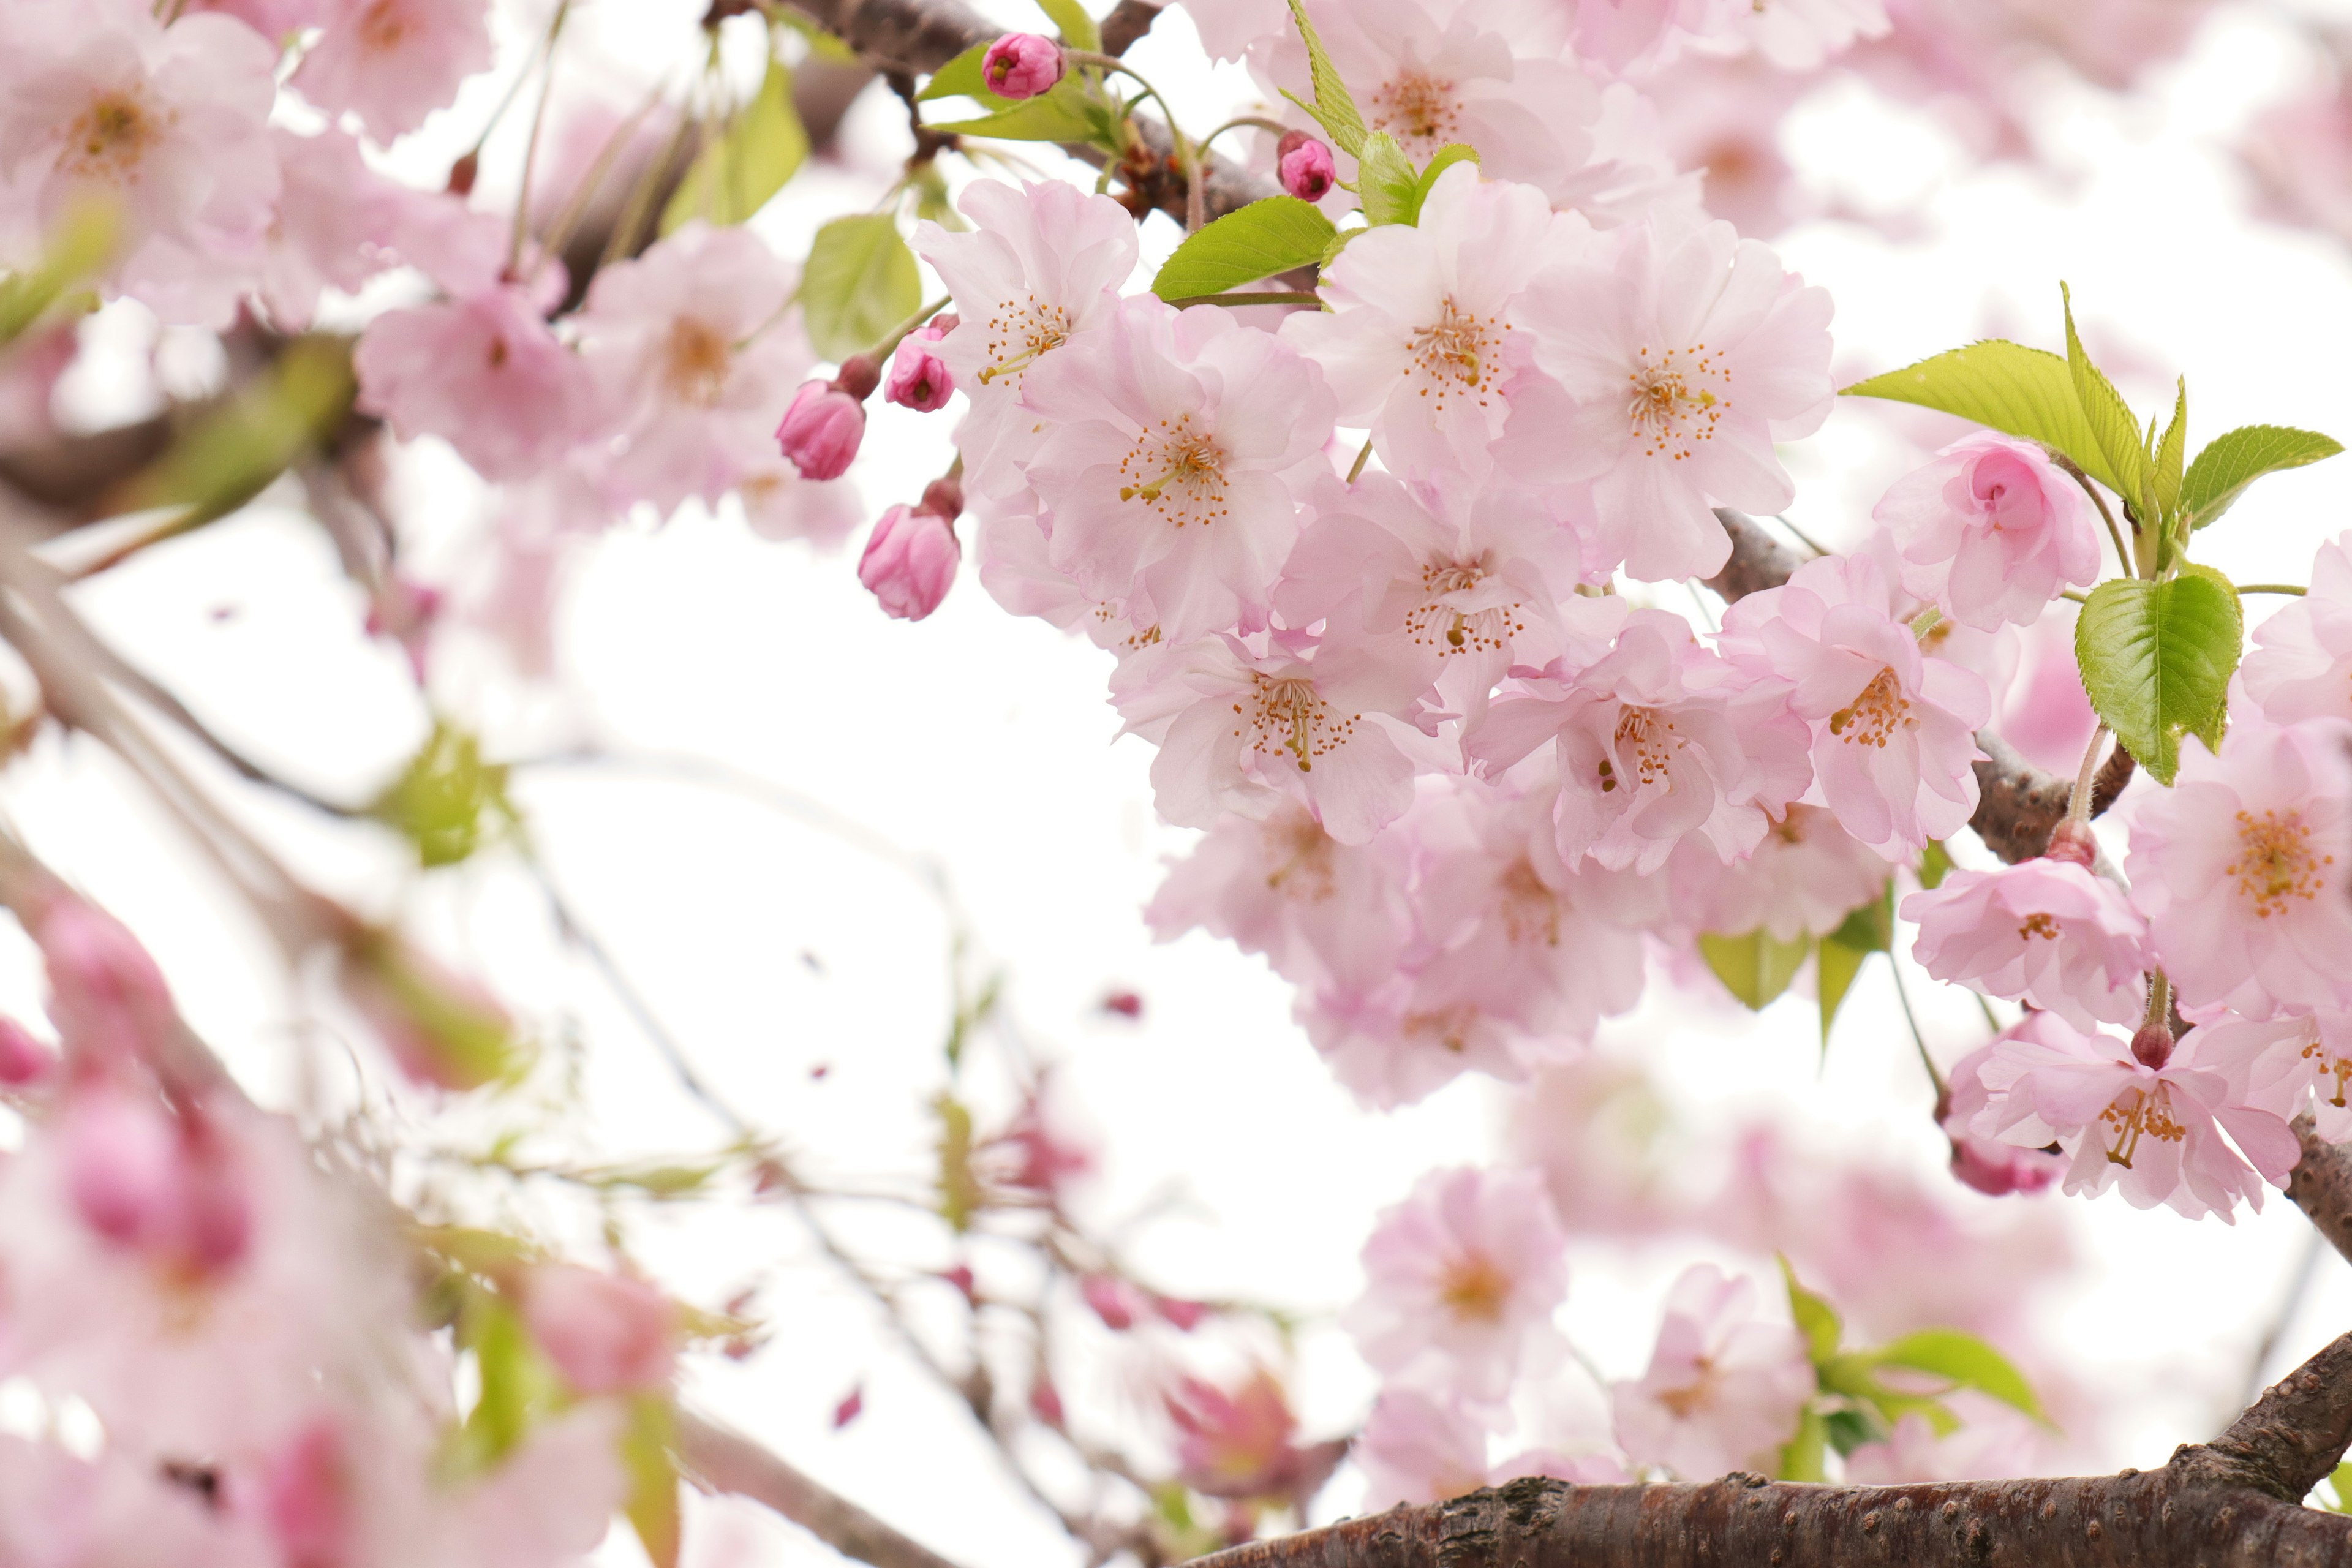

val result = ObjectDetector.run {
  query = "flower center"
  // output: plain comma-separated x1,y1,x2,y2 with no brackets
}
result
1406,297,1504,412
975,293,1072,386
1654,1356,1717,1419
2228,809,2332,918
1369,72,1463,155
1498,858,1562,947
1827,667,1912,750
2303,1038,2352,1109
1117,412,1228,526
1437,1251,1510,1322
1241,674,1357,773
660,317,733,405
1402,558,1522,657
357,0,413,50
2101,1082,2185,1169
1264,812,1337,899
1604,706,1684,794
2016,911,2060,941
1403,1006,1473,1052
1624,345,1727,462
61,89,165,181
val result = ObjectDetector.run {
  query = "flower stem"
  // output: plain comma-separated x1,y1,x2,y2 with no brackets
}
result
1887,955,1947,1100
2065,724,2109,826
508,1,573,275
1346,434,1374,483
2141,968,2172,1035
2236,582,2309,596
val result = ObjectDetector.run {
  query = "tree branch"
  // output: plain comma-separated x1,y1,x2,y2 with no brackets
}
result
676,1411,973,1568
2291,1114,2352,1271
1184,1338,2352,1568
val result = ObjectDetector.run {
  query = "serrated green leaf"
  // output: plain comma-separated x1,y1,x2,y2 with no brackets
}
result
1281,0,1366,156
1152,196,1336,301
2180,424,2345,531
801,214,922,363
662,59,807,235
1817,936,1869,1050
1404,143,1479,224
1355,132,1419,227
2149,378,2187,528
1874,1329,2051,1425
2060,283,2151,516
1699,929,1810,1009
1320,222,1366,269
925,85,1112,146
1034,0,1101,51
1776,1404,1828,1483
623,1395,683,1568
1842,341,2126,498
1779,1256,1842,1364
1920,839,1953,891
2075,564,2242,785
918,40,996,102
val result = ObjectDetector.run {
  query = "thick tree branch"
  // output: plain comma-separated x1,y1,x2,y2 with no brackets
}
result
2291,1115,2352,1270
677,1412,972,1568
1185,1338,2352,1567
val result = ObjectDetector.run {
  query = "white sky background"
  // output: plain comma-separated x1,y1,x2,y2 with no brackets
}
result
21,1,2352,1564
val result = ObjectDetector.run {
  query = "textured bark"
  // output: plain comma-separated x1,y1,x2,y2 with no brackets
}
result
677,1411,971,1568
1099,0,1166,55
2291,1115,2352,1271
1703,509,1805,605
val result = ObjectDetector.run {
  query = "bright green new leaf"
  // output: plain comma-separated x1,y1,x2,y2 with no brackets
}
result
369,719,514,868
1320,222,1366,269
1355,132,1420,227
801,214,922,363
1152,196,1336,301
1780,1256,1842,1364
111,334,355,527
1777,1405,1829,1483
925,85,1115,146
2324,1460,2352,1513
623,1395,684,1568
1034,0,1102,51
918,41,997,102
2074,564,2242,784
1875,1328,2051,1425
1817,934,1869,1049
935,1091,982,1232
0,195,118,344
1280,0,1366,156
2179,423,2345,531
1822,1405,1889,1459
1698,929,1810,1009
1404,143,1479,223
453,1290,560,1472
2060,284,2151,515
661,59,808,235
1842,341,2126,498
2149,378,2187,529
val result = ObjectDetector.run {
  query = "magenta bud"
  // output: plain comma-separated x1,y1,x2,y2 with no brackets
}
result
2130,1022,2173,1071
1080,1273,1139,1330
64,1090,178,1246
857,502,960,622
0,1018,56,1085
834,353,882,402
886,333,954,412
1276,132,1336,203
982,32,1065,100
775,379,866,480
2042,818,2097,867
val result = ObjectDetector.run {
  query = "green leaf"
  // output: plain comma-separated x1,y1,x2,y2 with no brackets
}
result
1842,341,2125,497
1875,1329,2051,1425
348,930,526,1091
1152,196,1336,301
1699,929,1810,1009
1034,0,1101,51
369,719,514,868
1828,881,1894,954
918,40,997,102
453,1289,560,1473
1822,1405,1889,1458
1280,0,1366,156
2180,424,2345,531
111,334,355,526
925,85,1113,146
1919,839,1953,891
1817,935,1869,1049
2149,377,2187,529
661,59,808,235
1354,132,1419,227
1779,1256,1842,1364
2075,564,2242,785
2060,284,2151,515
0,195,117,345
622,1395,683,1568
801,214,922,363
1404,143,1479,224
2323,1460,2352,1513
935,1091,981,1232
1776,1404,1828,1483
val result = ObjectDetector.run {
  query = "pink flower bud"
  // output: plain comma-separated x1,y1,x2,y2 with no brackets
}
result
36,898,175,1070
832,1384,864,1428
2130,1022,2174,1071
982,33,1065,99
521,1264,677,1395
1276,130,1335,203
1154,1294,1207,1330
262,1420,355,1568
2042,817,2097,867
1080,1273,1140,1330
0,1017,56,1085
63,1088,179,1247
885,332,954,412
1948,1132,2061,1197
857,503,960,622
775,379,865,480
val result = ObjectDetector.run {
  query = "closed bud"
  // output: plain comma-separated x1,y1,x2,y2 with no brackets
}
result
0,1017,56,1085
858,502,960,621
982,33,1065,100
775,379,866,480
2130,1021,2173,1071
1275,131,1336,203
2042,817,2097,867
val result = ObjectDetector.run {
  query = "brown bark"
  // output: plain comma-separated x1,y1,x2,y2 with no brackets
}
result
1181,1335,2352,1568
2291,1115,2352,1270
1099,0,1166,55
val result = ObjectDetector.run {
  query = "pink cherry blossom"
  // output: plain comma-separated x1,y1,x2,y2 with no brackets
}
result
1346,1166,1569,1403
573,222,809,511
1996,608,2100,776
355,285,605,482
1969,1012,2297,1220
886,321,956,412
1023,296,1334,640
1165,1369,1310,1498
1872,434,2100,631
1612,1264,1813,1480
188,0,327,37
1730,0,1888,67
1671,803,1889,943
1902,859,2150,1029
1468,606,1810,874
1842,1408,2040,1484
1718,552,1988,859
1941,1040,2065,1197
775,375,869,481
1498,216,1834,581
258,126,405,330
34,894,179,1071
1352,1386,1495,1508
1569,0,1722,75
521,1264,677,1395
2241,531,2352,727
1283,165,1569,479
859,496,962,622
983,33,1065,99
912,180,1138,503
2183,1012,2352,1144
0,0,280,326
2124,718,2352,1021
292,0,495,143
1115,635,1418,844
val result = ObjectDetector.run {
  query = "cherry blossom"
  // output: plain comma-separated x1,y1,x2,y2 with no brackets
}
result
1498,216,1835,581
1873,434,2101,631
1903,859,2151,1029
1283,164,1570,480
292,0,496,143
355,284,606,483
2124,718,2352,1021
913,179,1139,503
2240,531,2352,726
521,1264,679,1395
1351,1386,1496,1508
1023,296,1334,640
1968,1012,2297,1220
1718,552,1988,858
1611,1264,1814,1480
2184,1013,2352,1144
258,126,406,330
859,496,962,622
1672,803,1889,943
1942,1040,2066,1197
1165,1369,1313,1497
